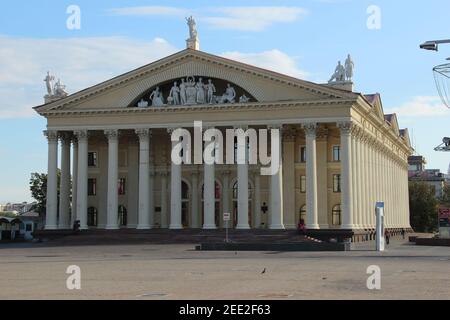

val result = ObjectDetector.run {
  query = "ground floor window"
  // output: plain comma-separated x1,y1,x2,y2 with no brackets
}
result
332,204,341,226
118,205,127,226
87,207,98,227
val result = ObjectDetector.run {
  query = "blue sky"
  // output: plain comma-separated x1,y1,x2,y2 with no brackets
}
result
1,0,450,203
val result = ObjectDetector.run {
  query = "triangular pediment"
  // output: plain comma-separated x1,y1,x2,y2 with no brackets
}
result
35,49,357,114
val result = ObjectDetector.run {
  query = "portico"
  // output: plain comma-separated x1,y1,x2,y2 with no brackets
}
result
36,49,413,235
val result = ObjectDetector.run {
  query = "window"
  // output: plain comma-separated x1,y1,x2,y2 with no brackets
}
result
332,205,341,226
118,178,126,195
332,146,341,162
118,205,127,226
333,174,341,193
300,146,306,163
88,152,97,167
87,207,98,227
300,175,306,193
88,178,97,196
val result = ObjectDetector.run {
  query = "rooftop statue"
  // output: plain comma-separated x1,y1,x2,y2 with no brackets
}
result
44,72,68,102
345,54,355,81
328,61,345,83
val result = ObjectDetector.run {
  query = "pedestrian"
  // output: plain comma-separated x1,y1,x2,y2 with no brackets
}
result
385,230,390,245
401,228,405,240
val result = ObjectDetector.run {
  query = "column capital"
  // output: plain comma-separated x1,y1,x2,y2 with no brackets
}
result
267,124,283,130
74,130,89,141
104,129,119,140
135,128,152,140
233,125,248,130
44,130,58,142
302,123,318,136
337,121,353,135
58,132,73,144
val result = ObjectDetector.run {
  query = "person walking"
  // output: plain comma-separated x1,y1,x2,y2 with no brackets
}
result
385,230,390,245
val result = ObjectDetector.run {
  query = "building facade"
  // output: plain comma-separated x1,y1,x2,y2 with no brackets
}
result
408,155,446,199
35,49,413,233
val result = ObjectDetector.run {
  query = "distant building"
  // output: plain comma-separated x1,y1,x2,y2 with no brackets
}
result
408,155,446,198
0,202,37,214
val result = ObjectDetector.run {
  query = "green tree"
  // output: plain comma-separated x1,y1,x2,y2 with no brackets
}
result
29,171,61,218
409,182,438,232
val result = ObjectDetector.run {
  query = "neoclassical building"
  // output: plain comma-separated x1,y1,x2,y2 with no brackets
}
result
35,47,413,235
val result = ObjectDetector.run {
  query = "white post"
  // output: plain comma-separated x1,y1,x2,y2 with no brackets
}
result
338,121,353,229
136,129,151,229
303,123,319,229
74,130,88,230
59,133,71,229
44,130,58,230
269,125,285,229
376,202,385,251
236,127,250,229
105,129,119,229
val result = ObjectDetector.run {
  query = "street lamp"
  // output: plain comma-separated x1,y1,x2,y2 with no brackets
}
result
420,39,450,51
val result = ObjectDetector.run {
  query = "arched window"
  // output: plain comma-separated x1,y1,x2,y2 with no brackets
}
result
87,207,98,227
299,205,307,224
118,205,127,226
182,181,190,200
332,204,341,226
232,181,252,199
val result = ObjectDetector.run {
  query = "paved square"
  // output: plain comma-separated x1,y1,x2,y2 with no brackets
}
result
0,239,449,300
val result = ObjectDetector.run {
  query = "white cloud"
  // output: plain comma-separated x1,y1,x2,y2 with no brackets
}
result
108,6,190,17
203,6,307,31
221,49,309,79
0,35,178,119
107,6,307,32
385,96,450,118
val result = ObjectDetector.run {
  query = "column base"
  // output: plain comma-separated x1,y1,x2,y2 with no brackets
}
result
203,224,217,230
136,225,151,230
269,224,286,230
306,224,320,230
45,225,58,230
341,224,356,230
105,225,119,230
236,224,251,230
319,224,330,229
169,224,183,230
79,225,89,230
58,225,71,230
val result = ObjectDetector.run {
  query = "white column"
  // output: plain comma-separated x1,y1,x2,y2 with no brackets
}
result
269,125,285,229
303,123,318,229
356,135,363,229
338,122,353,229
71,140,78,227
160,172,168,228
58,133,71,229
351,131,358,228
363,137,370,228
254,173,261,229
236,164,250,229
136,129,151,229
105,129,119,230
191,170,200,228
169,129,183,229
149,170,155,228
368,140,375,228
44,130,58,230
74,130,88,230
203,129,217,229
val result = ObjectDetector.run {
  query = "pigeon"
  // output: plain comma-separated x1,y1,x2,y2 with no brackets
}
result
261,268,266,274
